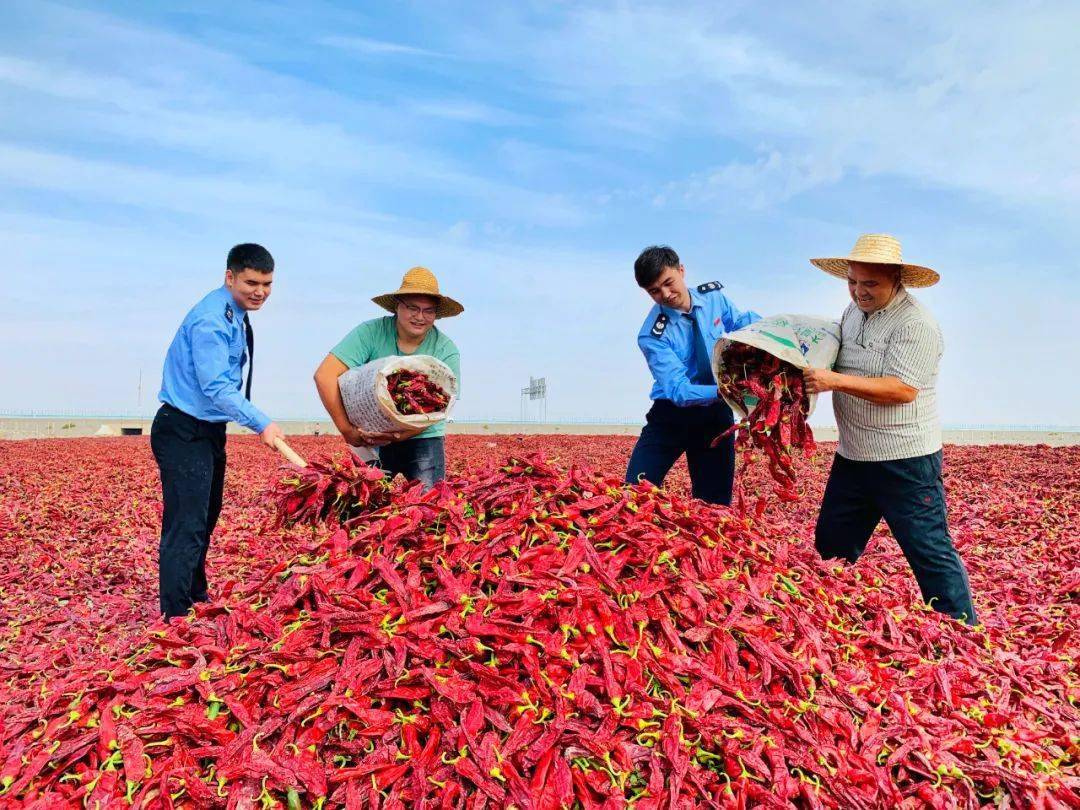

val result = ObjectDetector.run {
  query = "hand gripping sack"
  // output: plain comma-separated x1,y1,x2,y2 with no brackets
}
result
711,315,840,419
338,355,458,434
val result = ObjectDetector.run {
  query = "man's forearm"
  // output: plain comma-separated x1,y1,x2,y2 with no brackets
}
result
314,371,354,432
832,373,917,405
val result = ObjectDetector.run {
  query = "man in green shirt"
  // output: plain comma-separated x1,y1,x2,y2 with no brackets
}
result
314,266,463,488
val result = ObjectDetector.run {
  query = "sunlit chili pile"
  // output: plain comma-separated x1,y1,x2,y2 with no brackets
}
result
714,342,816,501
3,453,1077,808
272,452,392,528
387,369,450,415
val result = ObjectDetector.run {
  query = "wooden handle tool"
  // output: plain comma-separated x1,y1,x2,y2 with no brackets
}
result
273,437,308,468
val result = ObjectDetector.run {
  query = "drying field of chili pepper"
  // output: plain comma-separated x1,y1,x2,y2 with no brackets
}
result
0,437,1077,808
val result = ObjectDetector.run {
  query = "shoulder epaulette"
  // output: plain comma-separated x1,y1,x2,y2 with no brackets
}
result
650,312,669,337
696,281,724,294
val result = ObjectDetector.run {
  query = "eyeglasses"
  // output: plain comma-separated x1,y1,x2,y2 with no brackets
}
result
399,301,438,319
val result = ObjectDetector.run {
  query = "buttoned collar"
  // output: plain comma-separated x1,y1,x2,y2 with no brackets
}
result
659,286,705,320
218,285,248,325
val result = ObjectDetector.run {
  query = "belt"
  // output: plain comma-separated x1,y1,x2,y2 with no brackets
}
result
159,401,226,430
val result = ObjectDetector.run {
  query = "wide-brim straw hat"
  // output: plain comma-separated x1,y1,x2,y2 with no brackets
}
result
810,233,939,288
372,266,464,319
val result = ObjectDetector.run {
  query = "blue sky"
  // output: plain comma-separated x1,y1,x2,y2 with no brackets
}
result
1,1,1077,426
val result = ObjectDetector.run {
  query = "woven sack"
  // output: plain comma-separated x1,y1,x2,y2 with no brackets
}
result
339,355,457,433
711,315,840,418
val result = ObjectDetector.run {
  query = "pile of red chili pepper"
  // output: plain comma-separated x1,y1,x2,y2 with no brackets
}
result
272,451,392,528
3,452,1076,808
715,342,815,501
387,369,450,415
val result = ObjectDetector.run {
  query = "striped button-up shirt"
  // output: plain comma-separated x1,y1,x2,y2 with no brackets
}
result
833,289,943,461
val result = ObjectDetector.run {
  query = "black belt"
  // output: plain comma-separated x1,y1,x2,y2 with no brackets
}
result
159,401,226,431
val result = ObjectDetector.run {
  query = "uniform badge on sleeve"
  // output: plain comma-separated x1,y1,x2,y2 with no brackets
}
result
651,313,669,337
225,304,234,323
696,281,724,294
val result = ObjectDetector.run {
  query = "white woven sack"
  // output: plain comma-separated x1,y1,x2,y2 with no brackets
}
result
338,355,458,434
711,314,840,419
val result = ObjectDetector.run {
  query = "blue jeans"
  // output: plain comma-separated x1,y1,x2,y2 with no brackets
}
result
815,451,977,624
376,436,445,490
625,399,736,505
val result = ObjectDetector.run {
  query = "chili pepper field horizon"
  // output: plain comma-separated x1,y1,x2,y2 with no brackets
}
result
0,436,1076,806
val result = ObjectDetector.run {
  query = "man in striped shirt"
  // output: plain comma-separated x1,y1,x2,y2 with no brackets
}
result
803,234,977,624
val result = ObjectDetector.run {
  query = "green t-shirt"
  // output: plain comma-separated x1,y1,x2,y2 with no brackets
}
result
331,316,460,440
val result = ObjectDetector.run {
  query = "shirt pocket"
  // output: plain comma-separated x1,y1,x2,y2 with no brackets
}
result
845,342,886,376
228,327,246,365
705,322,726,344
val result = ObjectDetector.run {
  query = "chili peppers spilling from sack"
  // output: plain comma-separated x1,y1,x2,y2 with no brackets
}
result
714,342,816,501
387,369,450,415
3,453,1077,808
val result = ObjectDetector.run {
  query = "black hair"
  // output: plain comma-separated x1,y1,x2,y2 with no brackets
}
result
634,245,680,287
227,243,274,274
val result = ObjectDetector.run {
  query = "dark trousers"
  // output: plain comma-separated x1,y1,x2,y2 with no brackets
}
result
625,399,736,505
377,436,446,490
150,403,226,619
815,451,977,624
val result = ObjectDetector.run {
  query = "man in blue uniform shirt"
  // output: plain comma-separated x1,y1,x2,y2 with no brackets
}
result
626,246,760,505
152,243,285,619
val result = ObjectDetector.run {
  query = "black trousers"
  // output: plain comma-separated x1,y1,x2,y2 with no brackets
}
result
150,403,226,619
815,451,978,625
625,399,736,505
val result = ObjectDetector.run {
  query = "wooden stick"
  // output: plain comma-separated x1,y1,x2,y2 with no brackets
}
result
273,437,308,468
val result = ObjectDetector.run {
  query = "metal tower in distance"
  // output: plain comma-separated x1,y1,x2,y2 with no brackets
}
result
520,376,547,422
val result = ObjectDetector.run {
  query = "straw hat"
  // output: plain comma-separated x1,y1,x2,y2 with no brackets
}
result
372,266,464,319
810,234,939,288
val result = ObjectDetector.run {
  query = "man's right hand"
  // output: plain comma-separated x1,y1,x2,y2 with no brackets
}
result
803,368,839,395
259,422,286,449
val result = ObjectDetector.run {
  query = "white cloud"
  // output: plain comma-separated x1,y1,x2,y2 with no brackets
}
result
461,2,1080,215
407,99,530,127
0,143,393,225
318,35,446,59
656,149,844,209
0,54,156,107
0,30,591,228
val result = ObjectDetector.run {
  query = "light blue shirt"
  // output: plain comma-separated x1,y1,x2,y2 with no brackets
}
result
158,286,271,433
637,281,760,407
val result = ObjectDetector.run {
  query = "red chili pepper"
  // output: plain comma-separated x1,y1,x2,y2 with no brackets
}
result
3,440,1078,808
387,369,450,415
713,342,817,501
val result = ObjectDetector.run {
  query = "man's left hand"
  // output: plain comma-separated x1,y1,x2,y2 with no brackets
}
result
803,368,838,394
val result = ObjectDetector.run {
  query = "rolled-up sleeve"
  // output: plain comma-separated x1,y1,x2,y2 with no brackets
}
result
884,320,940,389
190,318,271,433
